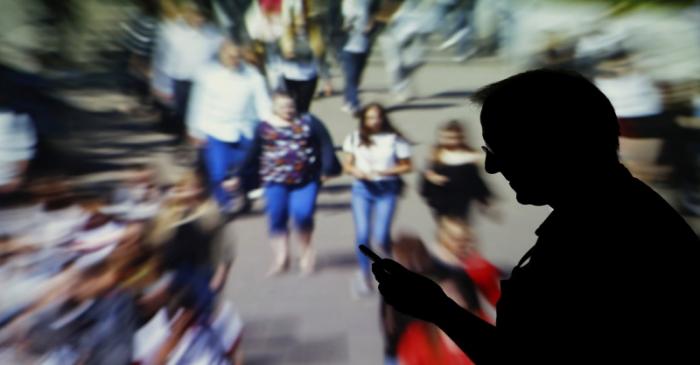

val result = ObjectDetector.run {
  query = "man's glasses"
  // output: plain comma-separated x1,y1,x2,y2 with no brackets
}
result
481,145,500,172
481,145,495,157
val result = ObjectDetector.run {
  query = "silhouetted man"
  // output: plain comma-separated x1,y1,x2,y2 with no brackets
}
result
372,69,700,364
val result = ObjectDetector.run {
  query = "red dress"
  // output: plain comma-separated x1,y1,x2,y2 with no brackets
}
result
463,253,501,307
397,322,475,365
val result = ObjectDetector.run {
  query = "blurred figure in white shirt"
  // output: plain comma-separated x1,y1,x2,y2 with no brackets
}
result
151,0,224,140
186,40,272,213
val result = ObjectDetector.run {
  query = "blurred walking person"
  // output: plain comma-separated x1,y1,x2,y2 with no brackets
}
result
342,103,412,297
278,0,328,112
151,0,224,140
419,120,494,222
186,40,272,214
226,92,340,275
340,0,374,114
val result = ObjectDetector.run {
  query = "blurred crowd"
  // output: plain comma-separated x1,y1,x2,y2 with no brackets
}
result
0,166,243,363
1,0,700,364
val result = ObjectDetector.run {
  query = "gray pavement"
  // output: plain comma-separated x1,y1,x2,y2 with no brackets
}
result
223,60,551,365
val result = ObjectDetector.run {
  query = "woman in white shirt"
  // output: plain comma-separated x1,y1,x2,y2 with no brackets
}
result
342,103,412,297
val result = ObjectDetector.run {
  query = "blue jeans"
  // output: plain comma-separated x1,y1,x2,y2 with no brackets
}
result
264,180,320,235
351,180,400,276
341,50,369,109
203,135,254,208
169,264,215,319
384,356,399,365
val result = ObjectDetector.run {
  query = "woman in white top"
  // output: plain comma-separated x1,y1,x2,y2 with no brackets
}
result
342,103,412,297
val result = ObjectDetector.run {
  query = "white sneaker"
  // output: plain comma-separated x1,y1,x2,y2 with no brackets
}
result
438,28,470,51
247,188,264,200
452,48,478,63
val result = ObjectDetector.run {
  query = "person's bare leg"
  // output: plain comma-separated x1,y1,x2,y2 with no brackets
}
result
322,78,333,97
267,234,290,277
298,230,315,275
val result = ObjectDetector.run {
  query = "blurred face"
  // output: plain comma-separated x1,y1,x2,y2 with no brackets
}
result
273,95,297,121
363,107,383,132
439,130,463,149
219,42,242,69
182,4,206,28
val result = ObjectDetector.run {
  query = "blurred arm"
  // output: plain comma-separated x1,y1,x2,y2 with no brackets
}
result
379,158,412,176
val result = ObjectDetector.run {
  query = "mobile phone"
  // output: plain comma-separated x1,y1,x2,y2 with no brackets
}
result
359,244,383,263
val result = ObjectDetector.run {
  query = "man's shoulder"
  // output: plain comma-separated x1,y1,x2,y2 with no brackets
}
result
553,178,685,230
613,180,693,232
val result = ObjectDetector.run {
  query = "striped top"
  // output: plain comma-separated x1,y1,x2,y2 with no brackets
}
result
121,10,158,57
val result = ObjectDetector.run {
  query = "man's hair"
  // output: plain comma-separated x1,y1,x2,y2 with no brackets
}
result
471,68,620,163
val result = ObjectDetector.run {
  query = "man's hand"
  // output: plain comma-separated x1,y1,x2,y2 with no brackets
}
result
371,259,451,323
351,169,371,180
188,135,207,148
375,169,393,177
222,178,240,192
425,170,449,185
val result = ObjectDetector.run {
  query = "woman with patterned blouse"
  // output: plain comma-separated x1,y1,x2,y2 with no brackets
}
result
227,92,340,276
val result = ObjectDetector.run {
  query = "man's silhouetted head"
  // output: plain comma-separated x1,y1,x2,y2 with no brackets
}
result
472,69,621,206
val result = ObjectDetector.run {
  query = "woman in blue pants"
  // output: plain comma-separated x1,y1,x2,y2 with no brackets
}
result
342,103,412,297
227,92,340,276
